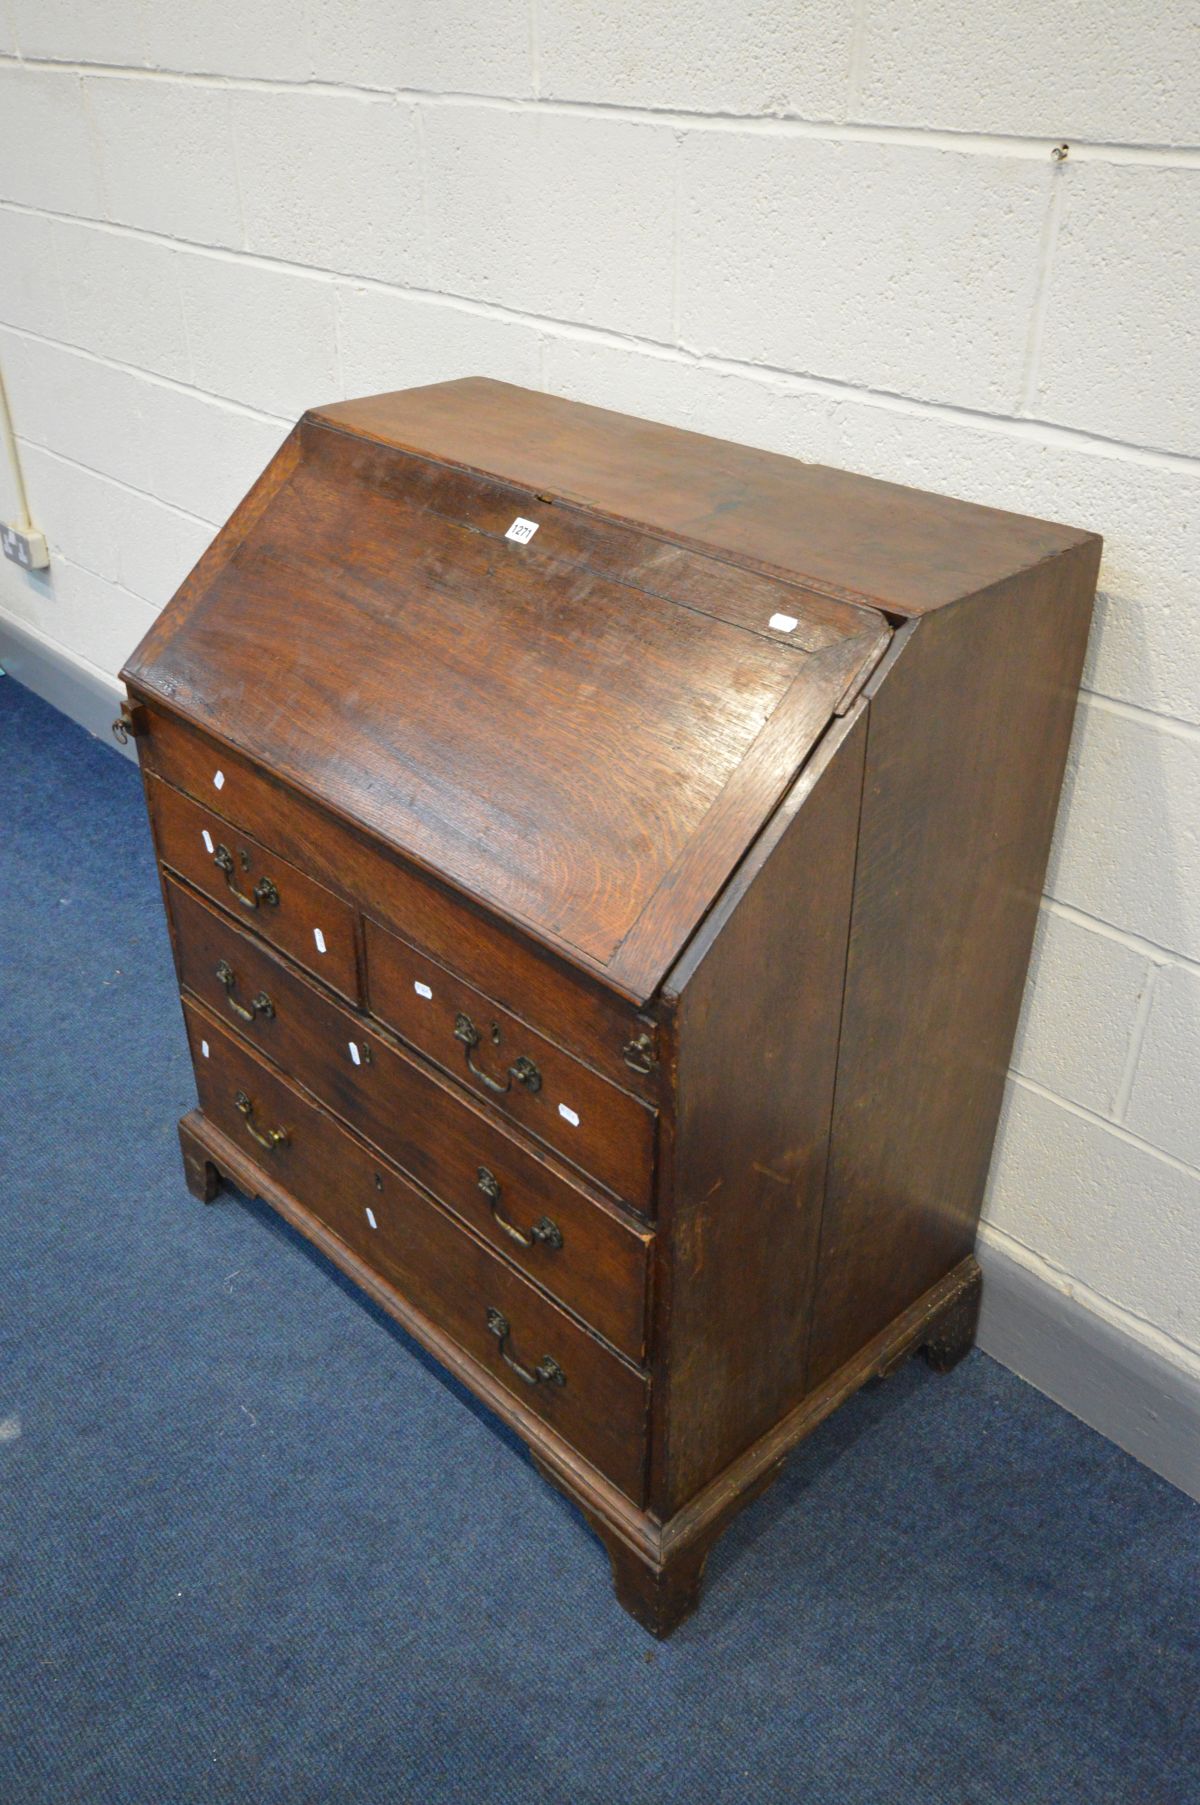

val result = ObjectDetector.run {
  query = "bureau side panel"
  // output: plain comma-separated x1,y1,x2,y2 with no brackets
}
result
653,707,868,1516
807,541,1100,1387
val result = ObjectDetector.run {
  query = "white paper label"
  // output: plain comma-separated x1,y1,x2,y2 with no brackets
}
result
201,829,214,854
212,769,225,790
505,517,539,544
557,1103,580,1128
768,613,799,634
313,928,327,954
365,1207,378,1230
201,1039,210,1059
414,980,433,1001
348,1041,361,1066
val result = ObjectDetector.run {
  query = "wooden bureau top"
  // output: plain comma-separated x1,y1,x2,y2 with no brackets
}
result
124,399,893,1004
312,377,1098,618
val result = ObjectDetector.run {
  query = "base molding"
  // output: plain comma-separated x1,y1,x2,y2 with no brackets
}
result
976,1230,1200,1503
0,611,135,763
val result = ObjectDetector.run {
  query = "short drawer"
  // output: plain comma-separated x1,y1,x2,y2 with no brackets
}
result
365,917,656,1208
184,1002,650,1504
168,879,652,1359
136,704,662,1101
149,776,359,1000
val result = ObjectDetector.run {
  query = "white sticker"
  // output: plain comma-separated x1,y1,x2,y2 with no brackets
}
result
212,769,225,790
558,1103,580,1128
768,613,799,634
201,1039,210,1059
313,928,327,954
348,1041,361,1066
365,1207,378,1230
505,516,539,544
201,829,214,854
414,980,433,1001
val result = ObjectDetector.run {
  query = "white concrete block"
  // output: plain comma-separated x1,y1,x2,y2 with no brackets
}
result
1047,699,1200,965
179,253,339,418
137,379,290,524
311,0,531,96
338,286,540,400
0,329,151,490
8,0,147,65
679,134,1047,409
53,220,191,382
424,109,675,341
541,336,837,464
858,0,1197,146
17,443,124,583
85,76,242,248
142,3,314,82
541,0,853,120
826,400,1200,728
0,67,104,216
0,207,66,338
1124,964,1200,1171
233,90,426,287
2,551,156,678
1035,165,1200,458
15,438,213,606
1010,909,1151,1116
114,490,214,608
985,1082,1200,1354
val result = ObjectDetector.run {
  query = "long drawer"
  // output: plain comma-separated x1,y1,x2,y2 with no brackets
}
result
365,917,656,1207
137,705,662,1101
184,1001,650,1504
167,878,652,1359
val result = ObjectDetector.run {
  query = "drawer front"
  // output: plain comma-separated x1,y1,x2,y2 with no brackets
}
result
365,917,656,1208
184,1002,649,1503
149,776,359,1000
168,879,652,1359
136,704,662,1100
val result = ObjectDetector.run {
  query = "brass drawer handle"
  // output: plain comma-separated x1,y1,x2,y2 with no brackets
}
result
622,1032,657,1075
485,1308,565,1389
476,1167,563,1251
215,959,275,1024
233,1089,288,1152
111,706,144,745
213,844,279,911
453,1012,542,1096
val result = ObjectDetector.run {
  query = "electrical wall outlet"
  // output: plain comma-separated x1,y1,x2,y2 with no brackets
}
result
1,522,49,570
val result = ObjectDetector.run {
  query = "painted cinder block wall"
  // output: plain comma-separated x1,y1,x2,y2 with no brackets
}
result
1,4,1197,1482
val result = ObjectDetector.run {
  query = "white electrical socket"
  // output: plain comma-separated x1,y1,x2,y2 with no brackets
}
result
1,522,49,570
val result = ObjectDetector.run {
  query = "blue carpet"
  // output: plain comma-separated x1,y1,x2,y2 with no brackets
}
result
1,674,1197,1805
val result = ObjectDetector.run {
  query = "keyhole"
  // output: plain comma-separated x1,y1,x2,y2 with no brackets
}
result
238,847,251,872
489,1022,501,1047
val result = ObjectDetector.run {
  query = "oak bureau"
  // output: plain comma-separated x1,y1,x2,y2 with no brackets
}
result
115,378,1100,1635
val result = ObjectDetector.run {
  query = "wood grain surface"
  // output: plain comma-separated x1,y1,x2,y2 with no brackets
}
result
313,378,1095,615
365,916,657,1208
185,1001,651,1503
807,544,1100,1386
125,420,887,1001
168,878,653,1358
